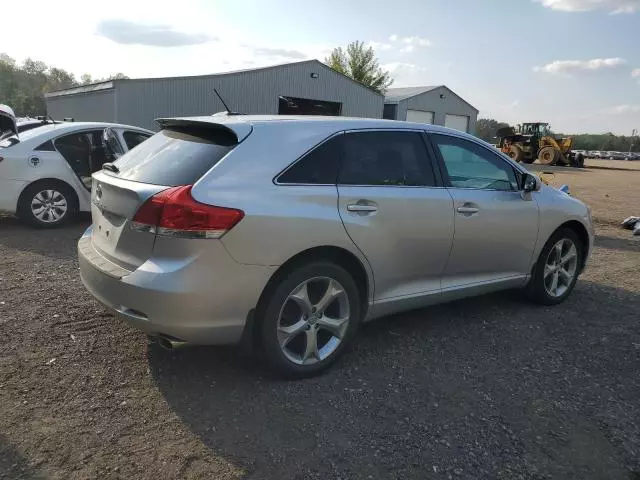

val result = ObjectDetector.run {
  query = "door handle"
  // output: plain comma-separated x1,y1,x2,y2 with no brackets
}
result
456,206,479,214
347,204,378,213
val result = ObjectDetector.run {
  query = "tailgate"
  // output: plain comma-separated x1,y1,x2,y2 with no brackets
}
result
90,171,168,270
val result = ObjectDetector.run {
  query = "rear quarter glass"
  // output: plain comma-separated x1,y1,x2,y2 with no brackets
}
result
111,127,236,186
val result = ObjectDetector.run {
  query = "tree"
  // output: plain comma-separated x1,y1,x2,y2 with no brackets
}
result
81,72,129,84
475,118,510,143
325,41,393,94
0,52,128,116
80,73,93,85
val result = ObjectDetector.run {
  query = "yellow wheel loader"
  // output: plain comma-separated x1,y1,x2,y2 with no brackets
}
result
497,122,583,167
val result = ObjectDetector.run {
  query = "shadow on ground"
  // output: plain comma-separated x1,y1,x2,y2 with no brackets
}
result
149,281,640,479
0,435,44,480
595,234,640,252
0,214,90,260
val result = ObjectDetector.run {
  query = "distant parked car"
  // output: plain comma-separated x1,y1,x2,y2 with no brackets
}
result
0,122,153,227
607,151,626,160
78,115,594,377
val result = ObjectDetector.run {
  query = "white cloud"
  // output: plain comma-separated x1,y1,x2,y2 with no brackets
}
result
633,68,640,80
400,36,432,47
535,0,640,13
96,19,215,46
382,62,426,73
533,57,627,75
507,100,520,109
368,41,392,51
388,34,431,52
605,104,640,114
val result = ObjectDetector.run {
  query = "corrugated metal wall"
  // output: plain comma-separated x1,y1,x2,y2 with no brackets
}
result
395,86,478,133
114,61,383,130
46,90,116,123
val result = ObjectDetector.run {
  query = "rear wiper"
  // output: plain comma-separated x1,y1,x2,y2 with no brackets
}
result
102,163,119,173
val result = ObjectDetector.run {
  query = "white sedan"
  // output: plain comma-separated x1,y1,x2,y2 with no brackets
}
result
0,121,153,227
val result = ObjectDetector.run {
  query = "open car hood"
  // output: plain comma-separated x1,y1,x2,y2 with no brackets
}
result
0,104,18,139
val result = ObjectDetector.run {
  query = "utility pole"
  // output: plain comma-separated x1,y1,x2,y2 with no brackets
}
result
630,128,638,153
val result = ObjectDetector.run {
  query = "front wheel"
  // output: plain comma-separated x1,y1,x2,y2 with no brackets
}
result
527,228,583,305
18,182,78,228
538,146,559,165
259,262,361,378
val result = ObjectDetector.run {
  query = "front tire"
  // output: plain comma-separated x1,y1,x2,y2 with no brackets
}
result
18,182,78,228
259,261,361,378
538,146,559,165
527,228,583,305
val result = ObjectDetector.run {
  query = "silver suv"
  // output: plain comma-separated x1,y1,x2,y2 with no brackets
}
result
78,116,593,377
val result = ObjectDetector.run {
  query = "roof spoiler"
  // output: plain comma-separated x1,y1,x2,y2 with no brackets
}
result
0,104,18,140
155,117,252,143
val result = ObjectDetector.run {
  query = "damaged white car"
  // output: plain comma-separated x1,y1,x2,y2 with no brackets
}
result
0,112,152,227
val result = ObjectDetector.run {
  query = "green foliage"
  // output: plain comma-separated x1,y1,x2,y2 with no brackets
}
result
0,53,128,117
325,41,393,94
475,118,510,143
569,133,639,152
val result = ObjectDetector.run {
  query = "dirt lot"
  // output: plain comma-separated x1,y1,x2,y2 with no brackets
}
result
1,163,639,479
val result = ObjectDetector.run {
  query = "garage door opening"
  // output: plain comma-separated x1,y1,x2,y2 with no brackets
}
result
278,96,342,116
445,114,469,132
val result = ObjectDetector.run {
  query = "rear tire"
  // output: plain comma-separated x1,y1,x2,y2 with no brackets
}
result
259,261,361,378
17,181,78,228
527,228,583,305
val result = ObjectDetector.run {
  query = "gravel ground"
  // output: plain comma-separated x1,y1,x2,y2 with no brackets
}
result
1,165,639,479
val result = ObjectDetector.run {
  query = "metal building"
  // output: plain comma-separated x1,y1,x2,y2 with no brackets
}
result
383,86,478,133
45,60,384,130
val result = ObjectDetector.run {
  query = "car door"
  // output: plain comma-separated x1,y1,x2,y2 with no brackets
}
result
428,132,539,290
337,129,454,310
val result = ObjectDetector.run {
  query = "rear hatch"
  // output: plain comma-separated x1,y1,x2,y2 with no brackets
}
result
89,121,245,271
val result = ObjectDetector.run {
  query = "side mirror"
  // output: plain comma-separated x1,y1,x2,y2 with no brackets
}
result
523,173,541,193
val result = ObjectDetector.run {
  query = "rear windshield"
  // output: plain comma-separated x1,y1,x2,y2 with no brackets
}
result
110,127,236,186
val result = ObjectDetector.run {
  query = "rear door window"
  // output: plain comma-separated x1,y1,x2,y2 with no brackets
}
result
338,131,436,186
111,128,235,186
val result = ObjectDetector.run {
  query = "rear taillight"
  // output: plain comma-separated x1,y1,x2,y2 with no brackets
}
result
131,185,244,239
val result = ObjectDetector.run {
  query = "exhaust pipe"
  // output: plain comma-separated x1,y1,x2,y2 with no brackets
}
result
154,335,188,350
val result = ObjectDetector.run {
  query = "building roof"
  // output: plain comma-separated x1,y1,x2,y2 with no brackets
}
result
384,86,440,102
45,60,383,98
384,85,478,113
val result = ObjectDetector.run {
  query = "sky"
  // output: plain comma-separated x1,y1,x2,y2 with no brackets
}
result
1,0,639,134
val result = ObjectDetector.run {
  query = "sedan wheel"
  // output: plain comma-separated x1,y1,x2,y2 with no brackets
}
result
31,189,68,224
18,182,78,228
278,277,350,366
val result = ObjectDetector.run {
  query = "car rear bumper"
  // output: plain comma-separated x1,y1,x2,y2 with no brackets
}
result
78,226,276,345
